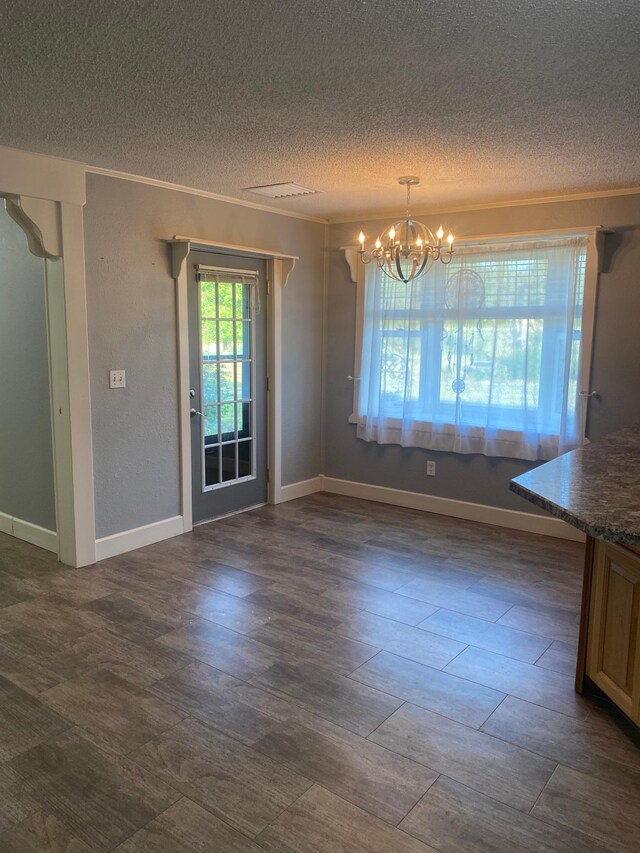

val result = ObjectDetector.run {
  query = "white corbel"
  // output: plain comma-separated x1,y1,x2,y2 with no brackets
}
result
281,257,296,286
3,195,62,259
342,247,359,284
171,239,191,278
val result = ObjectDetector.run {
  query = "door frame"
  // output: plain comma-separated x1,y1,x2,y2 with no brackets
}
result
170,236,297,533
0,145,96,567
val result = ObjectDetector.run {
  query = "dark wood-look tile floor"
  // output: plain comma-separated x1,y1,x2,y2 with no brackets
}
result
0,493,639,851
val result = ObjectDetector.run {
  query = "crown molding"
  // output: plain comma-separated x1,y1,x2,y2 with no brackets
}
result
86,166,328,224
327,186,640,225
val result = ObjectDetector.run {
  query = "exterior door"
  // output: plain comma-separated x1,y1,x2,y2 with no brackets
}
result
188,251,267,523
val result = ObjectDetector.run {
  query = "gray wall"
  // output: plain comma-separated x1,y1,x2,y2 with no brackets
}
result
84,174,325,538
0,206,56,530
325,193,640,514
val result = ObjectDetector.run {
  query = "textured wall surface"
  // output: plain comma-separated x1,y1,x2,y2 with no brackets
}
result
0,1,638,217
84,174,324,538
325,193,640,514
0,207,56,530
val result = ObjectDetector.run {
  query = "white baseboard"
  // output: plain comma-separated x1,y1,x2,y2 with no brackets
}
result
0,510,58,553
277,477,324,504
319,476,585,542
95,515,184,561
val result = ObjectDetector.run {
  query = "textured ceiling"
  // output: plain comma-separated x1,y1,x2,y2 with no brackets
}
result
1,1,639,219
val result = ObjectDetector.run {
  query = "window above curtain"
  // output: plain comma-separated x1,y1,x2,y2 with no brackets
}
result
351,232,601,461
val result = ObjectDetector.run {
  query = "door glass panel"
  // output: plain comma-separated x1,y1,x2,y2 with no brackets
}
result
218,282,234,318
238,440,252,477
221,442,236,482
204,446,220,488
235,321,251,358
219,362,235,401
199,274,255,490
202,363,218,404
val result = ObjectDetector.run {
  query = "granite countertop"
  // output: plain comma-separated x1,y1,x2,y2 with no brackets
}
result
510,425,640,545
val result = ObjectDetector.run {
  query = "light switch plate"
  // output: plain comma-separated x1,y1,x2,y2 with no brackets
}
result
109,369,126,389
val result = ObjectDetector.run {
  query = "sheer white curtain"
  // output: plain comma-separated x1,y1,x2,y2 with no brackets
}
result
356,235,588,461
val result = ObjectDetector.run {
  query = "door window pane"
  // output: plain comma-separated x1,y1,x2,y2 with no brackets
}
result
221,443,236,482
204,405,219,441
219,363,236,401
204,446,219,488
238,440,252,477
220,402,235,436
202,364,218,404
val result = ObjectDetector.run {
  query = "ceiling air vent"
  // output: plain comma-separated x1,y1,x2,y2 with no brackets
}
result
243,182,320,199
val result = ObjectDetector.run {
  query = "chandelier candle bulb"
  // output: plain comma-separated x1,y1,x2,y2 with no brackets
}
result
437,225,445,241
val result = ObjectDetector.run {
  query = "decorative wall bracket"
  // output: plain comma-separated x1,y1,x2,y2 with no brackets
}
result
342,247,359,284
3,194,62,259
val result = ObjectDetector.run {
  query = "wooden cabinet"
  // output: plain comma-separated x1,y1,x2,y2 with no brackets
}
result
586,539,640,723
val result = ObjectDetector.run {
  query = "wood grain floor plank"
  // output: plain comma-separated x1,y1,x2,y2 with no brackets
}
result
535,640,578,676
497,602,580,645
370,702,556,812
394,578,512,620
531,765,640,851
252,717,437,824
129,717,312,837
350,651,504,728
0,674,71,761
0,763,40,833
114,797,267,852
444,646,589,718
481,695,640,790
418,608,552,663
251,660,403,736
400,776,613,853
336,611,465,669
256,784,438,853
40,669,186,755
9,728,180,851
155,618,282,680
248,615,379,675
148,661,280,744
0,810,93,853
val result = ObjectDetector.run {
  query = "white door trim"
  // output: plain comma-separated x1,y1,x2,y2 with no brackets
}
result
170,237,297,532
0,146,96,567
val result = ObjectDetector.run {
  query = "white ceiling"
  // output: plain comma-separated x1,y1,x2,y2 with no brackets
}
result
1,1,639,219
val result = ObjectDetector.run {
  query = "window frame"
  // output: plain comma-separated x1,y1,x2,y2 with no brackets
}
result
345,227,605,445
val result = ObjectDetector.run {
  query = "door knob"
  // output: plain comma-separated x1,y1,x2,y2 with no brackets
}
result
190,408,203,417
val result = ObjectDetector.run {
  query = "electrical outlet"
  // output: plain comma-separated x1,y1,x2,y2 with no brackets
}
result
109,369,126,389
427,460,436,476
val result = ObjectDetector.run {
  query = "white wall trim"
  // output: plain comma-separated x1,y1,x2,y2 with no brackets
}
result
0,145,86,205
278,477,324,503
0,511,58,553
87,165,327,224
95,515,184,561
319,476,585,542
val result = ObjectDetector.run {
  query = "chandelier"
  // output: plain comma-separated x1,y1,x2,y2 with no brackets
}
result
357,176,454,283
